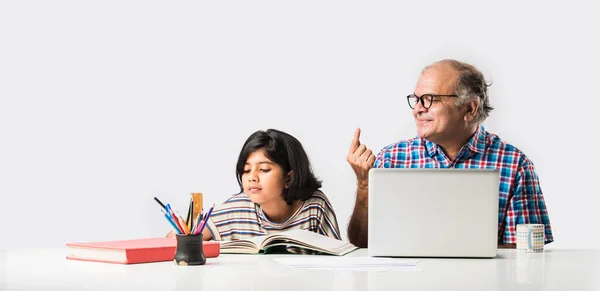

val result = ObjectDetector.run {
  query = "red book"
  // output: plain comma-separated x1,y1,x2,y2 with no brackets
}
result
66,237,220,264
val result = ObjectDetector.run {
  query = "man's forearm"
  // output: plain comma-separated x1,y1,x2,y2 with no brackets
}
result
347,186,369,248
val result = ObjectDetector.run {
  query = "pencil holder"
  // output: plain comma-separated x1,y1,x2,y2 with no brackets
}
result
174,234,206,266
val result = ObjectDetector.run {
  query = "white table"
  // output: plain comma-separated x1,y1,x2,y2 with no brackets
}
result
1,248,598,291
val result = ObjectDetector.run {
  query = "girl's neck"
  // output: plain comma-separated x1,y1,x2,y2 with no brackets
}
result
261,199,304,223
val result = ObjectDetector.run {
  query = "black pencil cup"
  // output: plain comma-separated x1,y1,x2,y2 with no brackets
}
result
173,234,206,266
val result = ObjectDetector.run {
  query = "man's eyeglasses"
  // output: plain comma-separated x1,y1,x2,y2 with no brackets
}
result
406,93,459,109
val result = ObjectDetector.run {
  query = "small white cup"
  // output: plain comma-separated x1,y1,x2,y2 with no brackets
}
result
516,224,545,252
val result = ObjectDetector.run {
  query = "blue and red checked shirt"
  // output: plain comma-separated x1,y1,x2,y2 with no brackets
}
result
373,125,553,244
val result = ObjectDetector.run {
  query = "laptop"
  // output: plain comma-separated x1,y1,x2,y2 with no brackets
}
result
367,168,500,258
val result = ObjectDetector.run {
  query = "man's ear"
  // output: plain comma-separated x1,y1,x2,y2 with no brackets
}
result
464,97,480,122
285,171,293,188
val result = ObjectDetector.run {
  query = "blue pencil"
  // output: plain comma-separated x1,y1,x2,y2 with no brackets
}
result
162,209,182,234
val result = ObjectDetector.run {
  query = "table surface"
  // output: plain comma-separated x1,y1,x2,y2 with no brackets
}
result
2,248,598,291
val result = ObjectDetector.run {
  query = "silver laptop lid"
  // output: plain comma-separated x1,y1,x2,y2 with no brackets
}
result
368,168,500,258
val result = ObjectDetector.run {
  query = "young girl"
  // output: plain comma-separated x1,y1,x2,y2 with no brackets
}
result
202,128,341,241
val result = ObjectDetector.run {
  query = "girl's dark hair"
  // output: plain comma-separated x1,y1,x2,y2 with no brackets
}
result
236,129,322,205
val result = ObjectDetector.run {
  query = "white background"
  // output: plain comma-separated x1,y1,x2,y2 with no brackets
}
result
1,1,598,250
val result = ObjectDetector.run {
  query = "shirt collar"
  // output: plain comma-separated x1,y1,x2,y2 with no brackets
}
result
425,139,438,157
467,124,486,155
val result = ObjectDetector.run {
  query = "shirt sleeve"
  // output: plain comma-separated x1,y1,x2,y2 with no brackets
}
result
503,160,554,244
205,203,226,241
205,217,221,241
373,147,389,168
315,194,342,240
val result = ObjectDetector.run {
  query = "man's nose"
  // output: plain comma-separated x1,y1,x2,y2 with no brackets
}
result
414,97,428,113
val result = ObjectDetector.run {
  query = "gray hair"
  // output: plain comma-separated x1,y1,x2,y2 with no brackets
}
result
427,59,494,123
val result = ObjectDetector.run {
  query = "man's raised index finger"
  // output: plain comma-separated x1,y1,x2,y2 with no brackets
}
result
350,127,361,152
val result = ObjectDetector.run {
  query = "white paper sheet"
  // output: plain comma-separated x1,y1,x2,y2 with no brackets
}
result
273,257,419,272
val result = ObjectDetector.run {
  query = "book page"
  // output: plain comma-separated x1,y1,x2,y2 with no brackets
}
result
246,234,271,247
219,234,271,253
67,247,127,263
262,229,357,255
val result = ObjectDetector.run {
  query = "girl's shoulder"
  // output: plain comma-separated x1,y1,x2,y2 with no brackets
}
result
303,190,334,208
306,190,329,201
223,192,252,204
213,192,255,213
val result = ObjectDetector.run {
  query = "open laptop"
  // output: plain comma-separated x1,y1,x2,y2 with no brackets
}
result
368,168,500,258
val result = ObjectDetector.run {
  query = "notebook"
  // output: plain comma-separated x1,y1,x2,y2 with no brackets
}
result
219,229,358,256
368,168,500,258
66,237,220,264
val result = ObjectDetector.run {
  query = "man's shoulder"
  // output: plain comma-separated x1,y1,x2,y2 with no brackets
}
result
483,129,534,165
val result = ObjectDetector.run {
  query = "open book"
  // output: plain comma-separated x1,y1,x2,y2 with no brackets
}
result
218,229,358,256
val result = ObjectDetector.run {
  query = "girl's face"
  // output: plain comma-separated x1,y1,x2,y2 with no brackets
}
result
242,149,289,206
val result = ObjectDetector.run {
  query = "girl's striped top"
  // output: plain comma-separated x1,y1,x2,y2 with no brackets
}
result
205,190,341,241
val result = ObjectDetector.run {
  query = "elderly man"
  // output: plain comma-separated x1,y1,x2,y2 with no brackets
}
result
346,59,553,248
